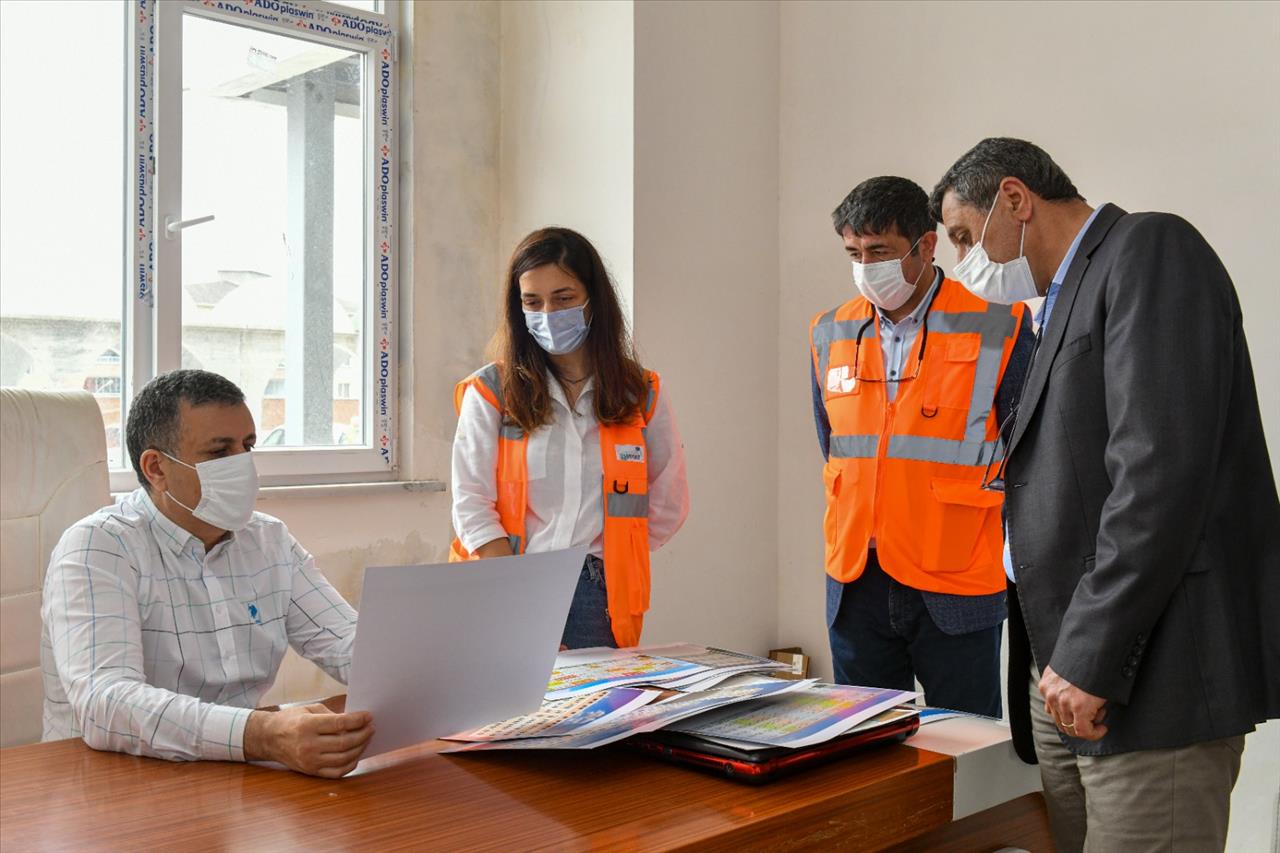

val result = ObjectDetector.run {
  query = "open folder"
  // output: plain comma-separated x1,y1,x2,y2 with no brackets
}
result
345,546,587,757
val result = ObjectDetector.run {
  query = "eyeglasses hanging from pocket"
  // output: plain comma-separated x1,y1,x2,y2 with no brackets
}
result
849,283,942,388
980,323,1046,492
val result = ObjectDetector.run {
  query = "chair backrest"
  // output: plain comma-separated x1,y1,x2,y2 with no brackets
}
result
1,389,109,747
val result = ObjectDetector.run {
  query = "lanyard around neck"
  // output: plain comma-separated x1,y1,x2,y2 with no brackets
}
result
851,278,942,381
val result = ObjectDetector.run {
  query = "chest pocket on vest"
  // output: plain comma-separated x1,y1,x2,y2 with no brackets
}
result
923,334,981,416
824,363,859,400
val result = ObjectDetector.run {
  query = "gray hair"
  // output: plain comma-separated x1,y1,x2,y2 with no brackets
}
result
832,176,936,244
126,369,246,489
929,138,1083,221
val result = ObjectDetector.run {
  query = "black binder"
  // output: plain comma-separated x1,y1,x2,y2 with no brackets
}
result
628,713,919,783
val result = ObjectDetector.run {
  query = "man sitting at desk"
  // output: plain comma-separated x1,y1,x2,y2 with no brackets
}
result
40,370,374,777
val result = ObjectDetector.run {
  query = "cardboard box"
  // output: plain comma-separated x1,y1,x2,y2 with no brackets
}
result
768,646,811,680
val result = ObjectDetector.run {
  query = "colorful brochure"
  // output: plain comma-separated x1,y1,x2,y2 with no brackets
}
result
545,654,702,699
685,705,921,753
667,683,919,749
544,644,788,700
442,677,815,752
444,687,659,742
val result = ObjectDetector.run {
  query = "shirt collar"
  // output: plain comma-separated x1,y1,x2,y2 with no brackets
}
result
877,267,942,326
1050,205,1103,288
545,368,595,410
1038,205,1104,327
137,487,202,556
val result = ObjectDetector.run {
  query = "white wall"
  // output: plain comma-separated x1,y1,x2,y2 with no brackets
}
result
775,2,1279,849
633,0,782,655
494,0,783,655
404,0,503,483
499,0,634,312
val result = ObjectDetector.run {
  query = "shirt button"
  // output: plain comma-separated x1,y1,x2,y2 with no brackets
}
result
894,336,900,342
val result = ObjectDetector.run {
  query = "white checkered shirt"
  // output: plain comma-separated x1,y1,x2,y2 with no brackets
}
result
40,488,357,762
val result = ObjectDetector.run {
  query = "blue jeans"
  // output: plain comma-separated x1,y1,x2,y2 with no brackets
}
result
827,550,1002,716
560,555,617,650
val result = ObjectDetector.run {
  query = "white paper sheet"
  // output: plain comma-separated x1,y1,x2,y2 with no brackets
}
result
345,546,587,757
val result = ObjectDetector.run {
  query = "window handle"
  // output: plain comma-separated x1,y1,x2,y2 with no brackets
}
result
163,214,215,239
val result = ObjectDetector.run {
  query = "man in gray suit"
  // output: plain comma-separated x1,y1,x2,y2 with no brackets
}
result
930,137,1280,852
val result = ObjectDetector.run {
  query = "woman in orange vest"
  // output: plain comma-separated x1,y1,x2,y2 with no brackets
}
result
450,227,689,649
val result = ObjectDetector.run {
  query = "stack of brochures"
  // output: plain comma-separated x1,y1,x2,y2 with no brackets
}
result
439,643,919,755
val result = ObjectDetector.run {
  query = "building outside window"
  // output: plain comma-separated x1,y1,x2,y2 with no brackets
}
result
0,0,399,487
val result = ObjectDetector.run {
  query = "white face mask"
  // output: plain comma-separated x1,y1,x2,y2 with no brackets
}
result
952,194,1040,304
524,301,590,355
851,235,926,311
162,451,259,532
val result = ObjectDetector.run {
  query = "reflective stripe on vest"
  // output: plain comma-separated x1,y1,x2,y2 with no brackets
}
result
607,491,649,518
474,363,503,407
813,299,1015,463
829,433,1004,467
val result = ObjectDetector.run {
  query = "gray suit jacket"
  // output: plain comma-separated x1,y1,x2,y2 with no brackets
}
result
1005,203,1280,757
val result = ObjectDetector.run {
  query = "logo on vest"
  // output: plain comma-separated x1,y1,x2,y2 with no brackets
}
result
826,365,857,395
615,444,645,463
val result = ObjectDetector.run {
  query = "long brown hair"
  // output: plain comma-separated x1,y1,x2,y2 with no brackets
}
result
492,227,648,433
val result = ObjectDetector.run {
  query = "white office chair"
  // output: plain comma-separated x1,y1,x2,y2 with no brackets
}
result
0,389,109,747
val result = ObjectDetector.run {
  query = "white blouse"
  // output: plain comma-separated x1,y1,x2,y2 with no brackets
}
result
451,372,690,557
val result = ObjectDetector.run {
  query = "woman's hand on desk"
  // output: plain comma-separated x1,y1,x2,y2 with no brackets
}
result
244,703,375,778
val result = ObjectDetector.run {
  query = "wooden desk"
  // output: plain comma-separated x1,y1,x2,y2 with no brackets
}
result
0,737,1049,851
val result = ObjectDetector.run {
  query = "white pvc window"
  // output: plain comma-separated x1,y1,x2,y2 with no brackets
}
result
135,0,399,488
1,0,398,489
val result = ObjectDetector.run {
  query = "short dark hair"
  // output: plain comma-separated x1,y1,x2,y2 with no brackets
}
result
929,137,1083,221
831,176,936,246
126,369,246,489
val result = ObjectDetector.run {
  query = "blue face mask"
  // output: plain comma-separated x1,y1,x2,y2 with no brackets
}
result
524,301,590,355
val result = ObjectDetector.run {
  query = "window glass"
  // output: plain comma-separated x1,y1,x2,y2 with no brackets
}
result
181,14,365,448
0,1,127,466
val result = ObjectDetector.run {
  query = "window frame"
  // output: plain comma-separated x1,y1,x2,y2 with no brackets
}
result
119,0,399,492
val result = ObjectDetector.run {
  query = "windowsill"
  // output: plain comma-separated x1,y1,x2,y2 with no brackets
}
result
256,480,447,501
109,480,447,502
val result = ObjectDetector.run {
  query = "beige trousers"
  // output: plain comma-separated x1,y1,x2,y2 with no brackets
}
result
1029,664,1244,853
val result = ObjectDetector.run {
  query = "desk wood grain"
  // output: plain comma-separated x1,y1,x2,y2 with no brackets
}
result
1,737,953,852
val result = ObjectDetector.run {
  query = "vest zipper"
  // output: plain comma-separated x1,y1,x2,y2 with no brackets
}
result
873,398,895,538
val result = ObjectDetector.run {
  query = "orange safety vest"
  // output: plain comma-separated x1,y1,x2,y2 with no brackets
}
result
448,363,660,647
809,277,1026,596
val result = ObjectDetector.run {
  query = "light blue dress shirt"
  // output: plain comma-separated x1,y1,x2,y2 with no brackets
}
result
877,270,942,401
1004,206,1103,582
